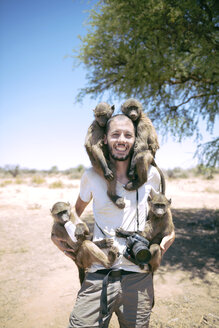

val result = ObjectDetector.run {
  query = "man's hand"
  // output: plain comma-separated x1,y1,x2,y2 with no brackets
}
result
160,230,175,256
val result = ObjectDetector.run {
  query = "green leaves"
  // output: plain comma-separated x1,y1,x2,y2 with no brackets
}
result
75,0,219,164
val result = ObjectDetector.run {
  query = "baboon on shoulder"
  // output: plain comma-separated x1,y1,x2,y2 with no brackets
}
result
116,193,174,272
51,201,118,284
121,98,165,193
85,102,125,209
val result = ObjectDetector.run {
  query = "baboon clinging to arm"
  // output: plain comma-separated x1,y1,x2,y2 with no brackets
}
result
116,193,174,272
85,102,125,209
121,98,165,193
51,201,118,284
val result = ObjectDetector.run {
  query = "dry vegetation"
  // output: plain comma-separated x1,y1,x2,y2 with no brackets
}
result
0,165,219,328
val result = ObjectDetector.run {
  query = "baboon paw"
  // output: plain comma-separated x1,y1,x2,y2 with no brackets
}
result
103,238,114,248
115,228,126,237
124,181,135,191
115,198,125,209
125,180,142,191
75,223,89,240
104,169,114,181
108,246,119,263
128,170,135,179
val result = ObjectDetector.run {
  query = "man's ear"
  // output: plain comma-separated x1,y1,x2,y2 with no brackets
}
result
104,134,107,144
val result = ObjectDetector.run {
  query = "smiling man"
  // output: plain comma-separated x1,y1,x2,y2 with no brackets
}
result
66,114,175,328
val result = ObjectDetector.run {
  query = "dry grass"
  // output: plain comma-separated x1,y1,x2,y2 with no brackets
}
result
0,174,219,328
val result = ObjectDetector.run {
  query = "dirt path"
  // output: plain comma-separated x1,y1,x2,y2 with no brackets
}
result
0,176,219,327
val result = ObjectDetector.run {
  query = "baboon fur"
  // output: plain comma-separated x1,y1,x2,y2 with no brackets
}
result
51,201,118,284
85,102,125,209
116,193,174,272
121,98,165,193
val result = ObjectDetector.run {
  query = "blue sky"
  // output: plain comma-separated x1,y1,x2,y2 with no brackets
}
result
0,0,218,170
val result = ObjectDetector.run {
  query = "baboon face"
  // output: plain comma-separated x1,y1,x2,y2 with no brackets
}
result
51,201,71,223
94,102,115,127
148,194,171,218
121,99,142,121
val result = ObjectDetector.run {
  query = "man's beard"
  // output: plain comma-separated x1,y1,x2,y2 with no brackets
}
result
107,144,134,162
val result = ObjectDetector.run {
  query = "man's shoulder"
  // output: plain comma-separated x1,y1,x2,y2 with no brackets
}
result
82,167,103,181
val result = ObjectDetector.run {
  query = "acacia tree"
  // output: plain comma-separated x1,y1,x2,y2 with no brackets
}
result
76,0,219,166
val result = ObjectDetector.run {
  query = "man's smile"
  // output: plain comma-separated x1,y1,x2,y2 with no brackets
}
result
114,144,128,152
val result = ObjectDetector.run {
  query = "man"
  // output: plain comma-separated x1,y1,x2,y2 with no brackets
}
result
53,114,175,327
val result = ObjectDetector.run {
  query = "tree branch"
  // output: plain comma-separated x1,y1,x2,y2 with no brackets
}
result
169,93,217,110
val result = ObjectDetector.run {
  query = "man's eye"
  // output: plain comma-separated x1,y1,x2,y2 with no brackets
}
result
125,134,133,138
112,133,120,137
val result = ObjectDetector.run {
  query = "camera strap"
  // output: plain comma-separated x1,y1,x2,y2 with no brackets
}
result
95,190,140,236
95,221,107,237
136,189,139,231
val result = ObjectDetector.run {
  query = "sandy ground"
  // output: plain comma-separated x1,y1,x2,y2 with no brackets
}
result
0,175,219,328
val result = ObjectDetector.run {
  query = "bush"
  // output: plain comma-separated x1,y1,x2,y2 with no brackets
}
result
192,165,215,179
31,176,46,185
15,178,24,184
0,180,13,187
166,167,189,179
64,165,85,179
49,180,64,189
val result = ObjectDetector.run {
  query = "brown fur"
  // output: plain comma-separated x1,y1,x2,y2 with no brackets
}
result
121,98,165,193
116,193,174,272
85,102,125,209
51,202,118,284
143,193,174,271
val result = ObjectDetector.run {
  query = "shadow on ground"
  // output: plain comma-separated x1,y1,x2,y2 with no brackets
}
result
162,208,219,278
82,208,219,279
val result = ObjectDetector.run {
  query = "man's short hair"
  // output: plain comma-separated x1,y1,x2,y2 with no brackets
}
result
105,114,136,135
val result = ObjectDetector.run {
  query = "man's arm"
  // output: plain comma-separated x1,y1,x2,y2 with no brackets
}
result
75,195,90,217
160,230,175,255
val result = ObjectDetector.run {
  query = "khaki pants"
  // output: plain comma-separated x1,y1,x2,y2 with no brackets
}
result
68,271,154,328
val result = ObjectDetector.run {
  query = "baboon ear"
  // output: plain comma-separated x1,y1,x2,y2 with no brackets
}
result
168,198,172,204
111,105,115,112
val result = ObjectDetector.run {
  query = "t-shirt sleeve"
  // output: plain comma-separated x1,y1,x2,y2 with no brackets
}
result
79,170,93,203
147,165,161,194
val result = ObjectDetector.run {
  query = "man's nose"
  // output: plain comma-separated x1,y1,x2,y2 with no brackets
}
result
118,133,126,142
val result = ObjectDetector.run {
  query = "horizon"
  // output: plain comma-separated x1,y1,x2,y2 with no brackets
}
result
1,0,218,171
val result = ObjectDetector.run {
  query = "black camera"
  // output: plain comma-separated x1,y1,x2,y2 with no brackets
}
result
124,233,151,267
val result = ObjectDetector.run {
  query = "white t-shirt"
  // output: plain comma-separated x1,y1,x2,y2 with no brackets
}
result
80,165,160,273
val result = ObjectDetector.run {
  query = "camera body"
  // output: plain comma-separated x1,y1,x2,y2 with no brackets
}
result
124,233,151,267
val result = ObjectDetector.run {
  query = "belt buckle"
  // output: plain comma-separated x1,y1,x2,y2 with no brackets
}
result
110,270,122,278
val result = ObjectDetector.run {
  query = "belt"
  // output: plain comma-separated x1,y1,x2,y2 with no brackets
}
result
96,269,137,277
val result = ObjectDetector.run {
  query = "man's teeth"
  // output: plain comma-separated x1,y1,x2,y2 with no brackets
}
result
116,145,126,151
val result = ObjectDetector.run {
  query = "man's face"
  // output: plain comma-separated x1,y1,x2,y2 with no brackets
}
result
104,117,135,161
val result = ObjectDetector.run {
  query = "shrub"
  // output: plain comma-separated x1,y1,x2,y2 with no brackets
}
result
166,167,189,179
15,178,24,184
49,180,64,189
0,180,13,187
31,175,46,185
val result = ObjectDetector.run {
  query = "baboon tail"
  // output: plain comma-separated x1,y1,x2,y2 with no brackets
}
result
151,160,166,195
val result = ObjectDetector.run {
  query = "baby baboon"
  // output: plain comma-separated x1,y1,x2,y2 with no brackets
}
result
51,201,118,284
116,193,174,272
121,98,165,193
85,102,125,209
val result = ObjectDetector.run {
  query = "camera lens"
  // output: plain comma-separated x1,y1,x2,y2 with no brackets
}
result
132,242,151,264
